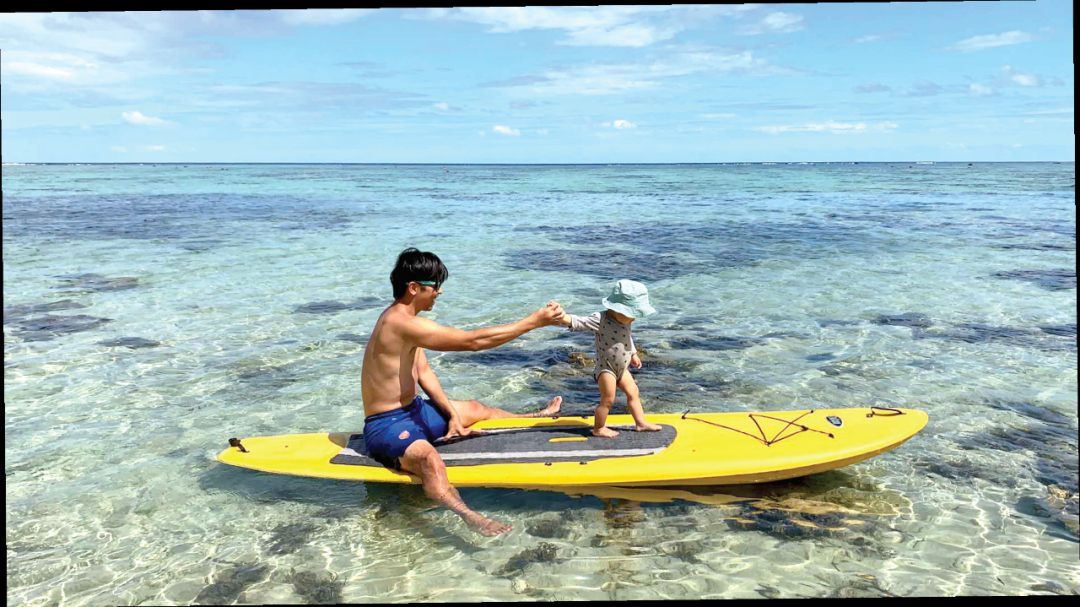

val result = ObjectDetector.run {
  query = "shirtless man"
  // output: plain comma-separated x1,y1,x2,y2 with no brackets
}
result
360,248,566,536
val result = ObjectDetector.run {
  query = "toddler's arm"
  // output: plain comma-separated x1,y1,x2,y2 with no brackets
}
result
567,311,603,332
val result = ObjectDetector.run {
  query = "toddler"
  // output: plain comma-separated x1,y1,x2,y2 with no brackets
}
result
555,279,662,437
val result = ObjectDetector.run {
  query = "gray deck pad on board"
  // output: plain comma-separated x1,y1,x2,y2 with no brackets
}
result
329,423,677,468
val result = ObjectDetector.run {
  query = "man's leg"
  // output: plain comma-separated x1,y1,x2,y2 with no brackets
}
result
450,395,562,426
398,439,513,537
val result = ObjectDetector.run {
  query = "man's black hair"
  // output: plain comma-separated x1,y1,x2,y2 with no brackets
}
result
390,248,449,300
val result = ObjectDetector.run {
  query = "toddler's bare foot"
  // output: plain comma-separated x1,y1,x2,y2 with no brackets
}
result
636,422,663,432
592,426,620,438
539,395,562,416
466,515,513,537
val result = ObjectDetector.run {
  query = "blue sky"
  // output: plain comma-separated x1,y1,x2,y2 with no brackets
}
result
1,5,1074,163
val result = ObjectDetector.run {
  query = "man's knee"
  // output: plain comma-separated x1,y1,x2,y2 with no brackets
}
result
401,441,443,472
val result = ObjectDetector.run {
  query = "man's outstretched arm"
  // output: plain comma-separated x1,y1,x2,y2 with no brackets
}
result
405,302,564,352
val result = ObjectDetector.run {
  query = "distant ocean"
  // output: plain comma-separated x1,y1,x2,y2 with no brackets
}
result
5,162,1076,602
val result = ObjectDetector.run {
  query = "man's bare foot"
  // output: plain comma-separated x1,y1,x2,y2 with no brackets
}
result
539,395,563,416
636,422,663,432
592,426,620,438
466,515,513,537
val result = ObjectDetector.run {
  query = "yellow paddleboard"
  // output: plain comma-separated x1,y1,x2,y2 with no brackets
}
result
216,407,927,488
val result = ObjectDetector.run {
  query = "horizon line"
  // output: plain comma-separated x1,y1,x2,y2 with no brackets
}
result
3,160,1074,166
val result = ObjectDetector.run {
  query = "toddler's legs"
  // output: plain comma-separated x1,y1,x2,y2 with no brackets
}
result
618,372,662,432
593,372,619,437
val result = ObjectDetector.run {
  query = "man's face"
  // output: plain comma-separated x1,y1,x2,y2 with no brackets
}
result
413,282,443,310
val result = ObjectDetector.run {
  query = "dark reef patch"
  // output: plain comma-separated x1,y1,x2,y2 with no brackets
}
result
871,313,933,328
9,314,113,341
194,564,270,605
335,333,369,344
662,334,760,351
1040,324,1077,338
506,248,719,282
179,239,225,252
4,300,87,324
506,218,876,281
493,543,561,577
293,298,383,314
997,243,1075,252
914,322,1077,352
291,570,344,605
818,319,861,327
948,399,1078,538
265,522,320,556
993,269,1076,291
56,273,140,293
526,517,572,540
3,193,365,247
98,337,161,349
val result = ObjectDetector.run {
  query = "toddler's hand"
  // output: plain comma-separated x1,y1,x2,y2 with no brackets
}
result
630,353,642,369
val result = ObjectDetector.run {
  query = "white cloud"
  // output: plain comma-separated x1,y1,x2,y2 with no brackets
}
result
122,111,168,126
111,146,127,152
495,49,786,97
478,131,486,137
6,61,77,80
969,83,996,96
434,102,450,110
875,121,899,132
897,80,942,97
537,129,548,135
145,145,166,151
853,34,882,44
1030,107,1073,115
947,30,1034,52
737,12,805,36
493,125,520,136
613,120,637,129
756,120,869,135
412,6,760,47
1001,65,1042,87
273,9,372,27
854,82,891,94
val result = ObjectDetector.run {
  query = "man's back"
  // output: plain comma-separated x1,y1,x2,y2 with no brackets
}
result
361,305,417,417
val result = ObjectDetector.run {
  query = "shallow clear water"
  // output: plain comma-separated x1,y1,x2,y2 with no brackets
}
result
4,162,1077,603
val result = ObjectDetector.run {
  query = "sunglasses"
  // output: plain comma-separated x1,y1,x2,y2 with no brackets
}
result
413,280,441,289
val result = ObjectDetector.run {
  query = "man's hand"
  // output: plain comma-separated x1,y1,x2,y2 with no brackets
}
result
630,353,642,369
531,301,566,327
443,416,481,441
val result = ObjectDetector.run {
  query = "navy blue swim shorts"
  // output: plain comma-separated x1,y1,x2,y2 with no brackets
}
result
363,395,450,470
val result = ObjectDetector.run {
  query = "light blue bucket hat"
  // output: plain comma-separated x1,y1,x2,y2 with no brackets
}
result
602,279,656,319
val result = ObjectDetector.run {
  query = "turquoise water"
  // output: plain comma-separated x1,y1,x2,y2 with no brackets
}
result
4,162,1077,603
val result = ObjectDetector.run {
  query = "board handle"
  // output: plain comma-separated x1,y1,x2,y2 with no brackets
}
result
228,438,248,453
